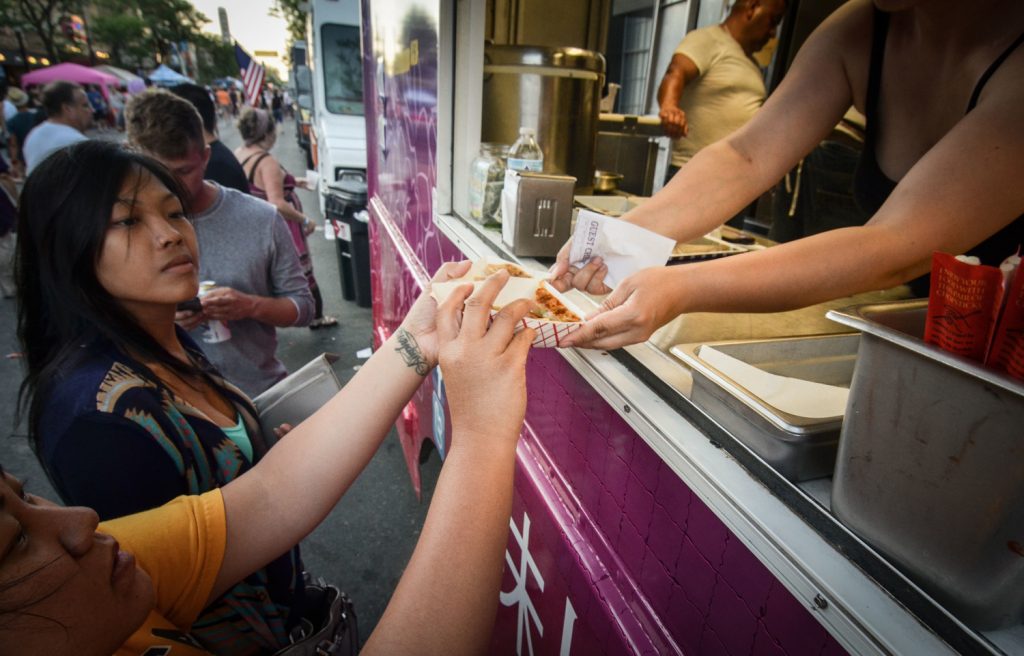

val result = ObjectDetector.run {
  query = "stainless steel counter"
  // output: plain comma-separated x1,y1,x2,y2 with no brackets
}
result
433,209,1024,655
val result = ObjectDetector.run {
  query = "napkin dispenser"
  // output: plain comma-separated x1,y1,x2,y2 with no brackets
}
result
502,172,575,257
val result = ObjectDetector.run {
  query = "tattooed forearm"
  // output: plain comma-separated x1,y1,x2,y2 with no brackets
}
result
395,328,430,376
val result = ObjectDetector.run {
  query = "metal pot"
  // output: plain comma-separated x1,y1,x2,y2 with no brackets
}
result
593,170,624,193
482,45,605,193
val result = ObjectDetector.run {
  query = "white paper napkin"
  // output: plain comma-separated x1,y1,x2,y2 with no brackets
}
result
568,210,676,288
699,346,850,419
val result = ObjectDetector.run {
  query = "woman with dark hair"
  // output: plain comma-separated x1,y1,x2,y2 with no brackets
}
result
234,107,338,329
15,140,304,654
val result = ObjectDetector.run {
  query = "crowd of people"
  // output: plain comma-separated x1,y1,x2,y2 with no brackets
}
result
212,84,291,124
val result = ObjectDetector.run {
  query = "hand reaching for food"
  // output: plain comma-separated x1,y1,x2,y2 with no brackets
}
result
436,270,535,444
396,260,474,372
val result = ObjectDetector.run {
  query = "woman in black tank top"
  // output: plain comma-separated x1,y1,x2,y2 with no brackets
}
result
853,8,1024,296
551,0,1024,350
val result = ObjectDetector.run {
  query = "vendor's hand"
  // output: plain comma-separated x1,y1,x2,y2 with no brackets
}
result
175,309,206,331
659,106,688,140
561,266,685,350
436,270,535,442
548,240,610,295
397,260,474,371
200,287,257,322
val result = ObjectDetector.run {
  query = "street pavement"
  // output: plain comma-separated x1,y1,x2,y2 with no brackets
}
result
0,113,441,640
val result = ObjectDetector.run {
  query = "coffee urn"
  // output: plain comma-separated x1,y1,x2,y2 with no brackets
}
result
482,45,605,194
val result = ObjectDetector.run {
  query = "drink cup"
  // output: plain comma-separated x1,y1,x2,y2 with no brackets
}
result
198,280,231,344
305,169,319,189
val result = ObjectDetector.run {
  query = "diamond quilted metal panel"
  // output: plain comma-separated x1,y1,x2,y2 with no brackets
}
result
520,350,847,656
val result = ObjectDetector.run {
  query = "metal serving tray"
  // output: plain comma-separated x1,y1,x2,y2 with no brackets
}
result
573,195,646,217
668,237,746,264
672,334,859,481
827,300,1024,631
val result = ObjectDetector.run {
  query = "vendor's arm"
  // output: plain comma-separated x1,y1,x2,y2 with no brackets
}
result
552,1,863,292
657,54,699,140
638,5,865,238
565,43,1024,348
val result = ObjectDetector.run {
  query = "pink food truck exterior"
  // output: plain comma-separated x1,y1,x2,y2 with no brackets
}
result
357,0,1024,653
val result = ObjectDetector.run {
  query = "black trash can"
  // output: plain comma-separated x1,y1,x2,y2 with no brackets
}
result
325,175,370,308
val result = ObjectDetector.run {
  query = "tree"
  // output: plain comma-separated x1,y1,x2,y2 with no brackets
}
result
90,13,150,69
271,0,307,45
86,0,212,76
0,0,73,62
194,33,237,84
264,65,284,88
135,0,209,69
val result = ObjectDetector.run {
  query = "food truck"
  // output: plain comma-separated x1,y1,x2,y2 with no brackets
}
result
359,0,1024,653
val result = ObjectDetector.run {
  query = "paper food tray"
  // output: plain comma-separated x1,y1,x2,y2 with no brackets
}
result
431,261,586,348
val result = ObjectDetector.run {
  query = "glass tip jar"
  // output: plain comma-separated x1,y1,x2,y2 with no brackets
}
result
469,142,510,227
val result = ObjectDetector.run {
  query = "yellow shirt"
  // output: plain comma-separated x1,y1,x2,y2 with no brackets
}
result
101,490,227,655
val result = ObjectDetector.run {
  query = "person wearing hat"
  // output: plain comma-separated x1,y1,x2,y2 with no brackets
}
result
6,88,41,177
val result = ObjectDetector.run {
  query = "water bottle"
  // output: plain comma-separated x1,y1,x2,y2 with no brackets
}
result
507,127,543,172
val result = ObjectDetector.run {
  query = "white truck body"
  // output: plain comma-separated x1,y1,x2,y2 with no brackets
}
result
307,0,366,212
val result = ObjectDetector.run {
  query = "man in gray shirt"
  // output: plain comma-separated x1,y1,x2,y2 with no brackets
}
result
125,89,314,396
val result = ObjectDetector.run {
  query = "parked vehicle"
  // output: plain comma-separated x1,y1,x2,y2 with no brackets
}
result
306,0,367,213
290,40,314,169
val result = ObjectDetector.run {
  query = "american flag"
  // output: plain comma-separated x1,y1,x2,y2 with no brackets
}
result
234,43,265,106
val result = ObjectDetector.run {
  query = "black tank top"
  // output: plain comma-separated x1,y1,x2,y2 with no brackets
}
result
853,9,1024,296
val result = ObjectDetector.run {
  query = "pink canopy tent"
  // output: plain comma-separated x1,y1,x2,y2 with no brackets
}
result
21,62,120,100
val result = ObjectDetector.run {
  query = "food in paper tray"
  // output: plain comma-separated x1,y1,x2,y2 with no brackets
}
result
533,286,581,322
478,262,532,279
432,259,586,347
462,259,538,280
